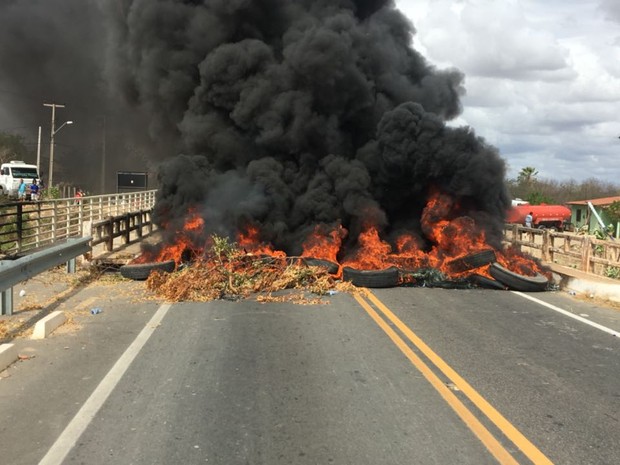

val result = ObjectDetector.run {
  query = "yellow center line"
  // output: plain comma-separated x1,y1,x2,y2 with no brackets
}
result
360,288,554,465
352,292,518,465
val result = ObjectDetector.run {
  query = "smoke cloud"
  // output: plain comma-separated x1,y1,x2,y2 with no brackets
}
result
1,0,510,257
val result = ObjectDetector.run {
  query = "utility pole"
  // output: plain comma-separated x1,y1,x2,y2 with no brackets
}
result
36,126,41,176
44,103,65,188
100,115,106,194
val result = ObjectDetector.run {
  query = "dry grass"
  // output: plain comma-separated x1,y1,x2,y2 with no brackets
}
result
572,292,620,312
145,253,350,303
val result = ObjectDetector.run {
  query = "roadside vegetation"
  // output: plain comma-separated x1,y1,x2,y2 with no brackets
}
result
507,166,619,205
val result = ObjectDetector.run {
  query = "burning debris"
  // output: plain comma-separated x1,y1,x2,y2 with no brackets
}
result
144,235,354,303
109,1,548,293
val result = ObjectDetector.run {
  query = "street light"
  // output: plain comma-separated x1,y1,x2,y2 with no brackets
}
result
48,120,73,188
44,101,74,189
56,121,73,133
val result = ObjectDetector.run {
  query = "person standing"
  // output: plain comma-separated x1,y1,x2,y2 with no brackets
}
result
525,212,533,228
17,179,27,201
74,188,84,205
30,179,40,201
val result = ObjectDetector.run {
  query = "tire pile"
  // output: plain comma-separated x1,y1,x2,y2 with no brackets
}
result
119,250,549,292
342,249,549,291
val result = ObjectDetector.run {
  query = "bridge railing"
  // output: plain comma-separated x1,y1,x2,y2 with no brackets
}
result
0,190,157,257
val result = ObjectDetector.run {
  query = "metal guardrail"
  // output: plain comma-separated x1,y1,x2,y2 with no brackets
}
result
0,190,157,257
0,237,91,316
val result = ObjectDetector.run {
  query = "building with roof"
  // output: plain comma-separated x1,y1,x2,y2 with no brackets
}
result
565,196,620,238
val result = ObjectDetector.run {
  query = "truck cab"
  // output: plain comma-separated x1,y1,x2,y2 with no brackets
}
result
0,161,40,198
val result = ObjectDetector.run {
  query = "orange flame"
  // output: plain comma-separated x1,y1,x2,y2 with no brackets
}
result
301,224,347,262
132,189,543,283
497,246,544,277
132,211,206,264
237,223,286,258
341,225,394,270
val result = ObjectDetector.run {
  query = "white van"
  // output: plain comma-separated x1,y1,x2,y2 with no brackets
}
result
0,160,40,198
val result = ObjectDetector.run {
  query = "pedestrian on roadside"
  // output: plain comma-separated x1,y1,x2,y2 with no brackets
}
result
74,188,84,205
30,179,40,201
17,179,27,201
525,212,533,228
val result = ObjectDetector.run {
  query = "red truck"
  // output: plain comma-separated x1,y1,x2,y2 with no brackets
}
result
506,204,572,230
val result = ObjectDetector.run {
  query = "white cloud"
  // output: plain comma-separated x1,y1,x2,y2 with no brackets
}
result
394,0,620,184
600,0,620,23
425,1,572,81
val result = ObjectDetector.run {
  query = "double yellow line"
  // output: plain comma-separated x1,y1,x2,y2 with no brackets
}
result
353,288,553,465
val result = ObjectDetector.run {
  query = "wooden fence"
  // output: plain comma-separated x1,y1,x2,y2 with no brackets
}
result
503,224,620,278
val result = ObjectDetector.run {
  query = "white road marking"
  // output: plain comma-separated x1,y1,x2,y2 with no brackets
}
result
38,303,172,465
512,292,620,337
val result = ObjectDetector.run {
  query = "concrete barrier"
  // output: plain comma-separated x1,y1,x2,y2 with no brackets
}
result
0,343,18,371
31,311,67,339
546,263,620,304
564,278,620,304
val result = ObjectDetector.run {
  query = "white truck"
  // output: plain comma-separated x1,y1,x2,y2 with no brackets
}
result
0,160,40,198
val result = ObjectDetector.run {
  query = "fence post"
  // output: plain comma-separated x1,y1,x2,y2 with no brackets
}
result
581,236,591,272
512,224,519,249
106,217,114,251
124,213,131,244
147,210,153,234
541,229,550,262
16,203,23,253
35,202,42,249
137,211,143,239
51,202,57,242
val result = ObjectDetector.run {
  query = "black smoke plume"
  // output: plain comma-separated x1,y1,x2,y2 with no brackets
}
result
2,0,511,257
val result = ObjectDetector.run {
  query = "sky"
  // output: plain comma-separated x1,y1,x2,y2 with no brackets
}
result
394,0,620,184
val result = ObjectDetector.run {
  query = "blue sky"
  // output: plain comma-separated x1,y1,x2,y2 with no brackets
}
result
394,0,620,184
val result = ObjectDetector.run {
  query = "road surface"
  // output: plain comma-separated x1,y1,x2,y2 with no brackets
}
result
0,281,618,464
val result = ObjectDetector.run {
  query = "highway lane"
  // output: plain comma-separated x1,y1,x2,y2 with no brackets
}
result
1,284,617,464
50,297,499,465
370,287,620,465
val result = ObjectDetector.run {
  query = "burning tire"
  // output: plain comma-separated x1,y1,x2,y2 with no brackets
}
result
120,259,176,281
303,258,339,274
342,266,399,288
489,263,548,292
445,249,497,273
468,273,507,290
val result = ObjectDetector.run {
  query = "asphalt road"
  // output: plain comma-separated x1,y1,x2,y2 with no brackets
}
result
1,283,619,465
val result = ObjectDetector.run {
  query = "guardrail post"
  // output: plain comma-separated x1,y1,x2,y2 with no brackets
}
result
67,256,76,273
1,288,13,316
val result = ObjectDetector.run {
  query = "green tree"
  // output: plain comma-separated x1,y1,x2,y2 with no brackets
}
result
507,173,619,205
517,166,539,185
526,191,555,205
0,132,31,163
604,201,620,222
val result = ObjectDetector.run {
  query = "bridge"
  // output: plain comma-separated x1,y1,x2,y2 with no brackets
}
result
0,192,619,465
